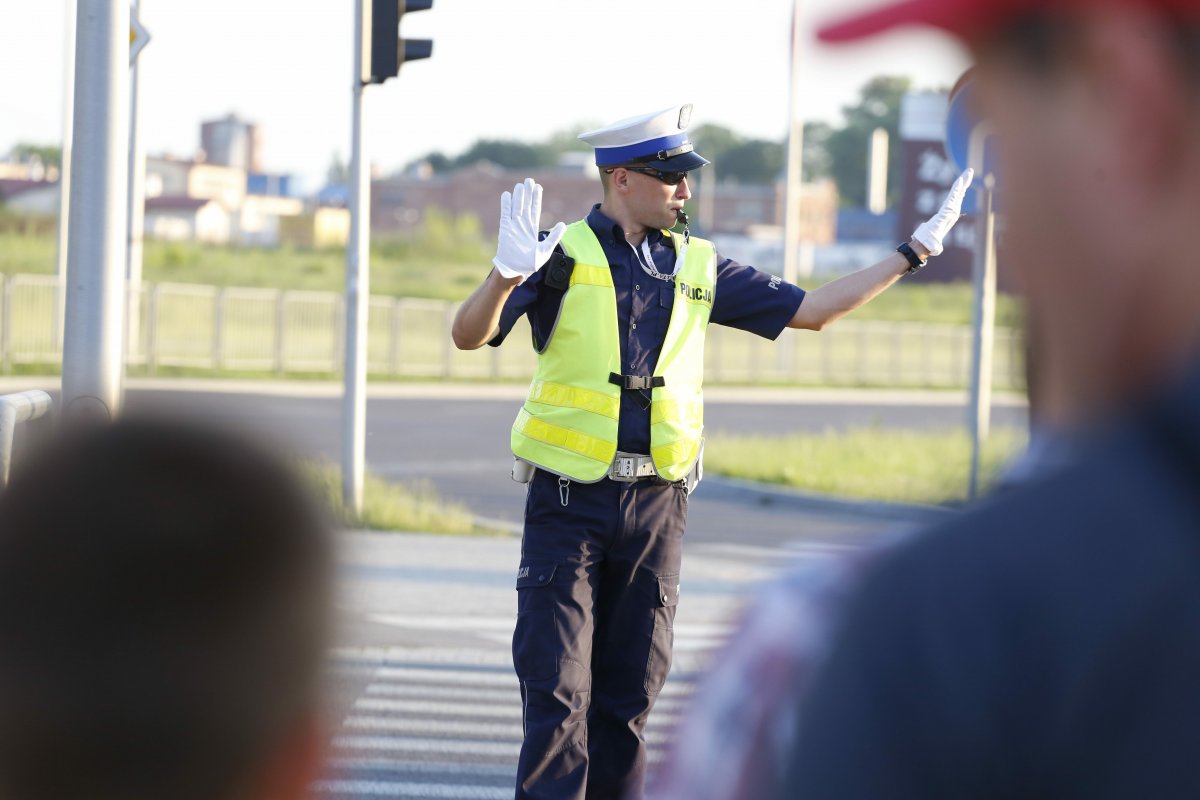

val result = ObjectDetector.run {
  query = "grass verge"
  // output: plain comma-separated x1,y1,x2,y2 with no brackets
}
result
0,227,1020,323
302,460,507,535
704,426,1028,506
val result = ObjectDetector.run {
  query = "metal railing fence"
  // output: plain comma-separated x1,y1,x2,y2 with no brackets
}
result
0,274,1025,390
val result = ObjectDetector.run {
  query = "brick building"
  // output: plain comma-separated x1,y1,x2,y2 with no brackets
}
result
371,162,839,244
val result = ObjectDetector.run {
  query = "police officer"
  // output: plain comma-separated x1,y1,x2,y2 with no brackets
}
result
452,104,971,800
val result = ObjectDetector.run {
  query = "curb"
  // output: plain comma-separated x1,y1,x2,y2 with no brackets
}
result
698,475,956,524
0,376,1029,408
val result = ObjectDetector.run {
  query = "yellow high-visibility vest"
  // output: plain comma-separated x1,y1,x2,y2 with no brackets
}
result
510,219,715,482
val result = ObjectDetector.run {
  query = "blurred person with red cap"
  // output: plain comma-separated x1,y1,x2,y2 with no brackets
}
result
650,1,1200,798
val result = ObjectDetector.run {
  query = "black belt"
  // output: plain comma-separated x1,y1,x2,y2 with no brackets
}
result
609,373,664,411
609,373,665,391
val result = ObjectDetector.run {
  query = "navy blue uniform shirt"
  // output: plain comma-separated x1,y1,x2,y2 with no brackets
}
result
490,205,805,454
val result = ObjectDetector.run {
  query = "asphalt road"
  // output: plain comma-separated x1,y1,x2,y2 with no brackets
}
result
3,379,1021,799
319,530,867,799
114,381,1024,544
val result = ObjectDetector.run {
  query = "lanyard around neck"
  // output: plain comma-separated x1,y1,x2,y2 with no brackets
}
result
625,236,685,282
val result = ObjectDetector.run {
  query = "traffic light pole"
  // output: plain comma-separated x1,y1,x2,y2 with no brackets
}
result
342,0,434,516
62,0,130,423
342,0,371,516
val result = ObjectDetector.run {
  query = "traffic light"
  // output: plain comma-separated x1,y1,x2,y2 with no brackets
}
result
365,0,434,85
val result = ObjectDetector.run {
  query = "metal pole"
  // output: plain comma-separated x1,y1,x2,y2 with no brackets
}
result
781,0,805,284
342,0,370,516
54,0,77,351
125,0,146,366
62,0,130,423
967,176,997,499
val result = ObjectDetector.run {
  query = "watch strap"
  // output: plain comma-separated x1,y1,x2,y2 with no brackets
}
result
897,242,927,274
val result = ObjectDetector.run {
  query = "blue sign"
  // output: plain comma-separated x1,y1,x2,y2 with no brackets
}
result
945,70,1000,214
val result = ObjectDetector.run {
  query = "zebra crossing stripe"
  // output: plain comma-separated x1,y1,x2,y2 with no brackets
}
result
371,667,519,688
344,715,675,745
345,715,523,739
363,683,521,703
325,757,516,779
353,696,688,719
362,681,693,706
354,698,524,719
364,665,699,696
331,735,520,758
330,735,670,763
313,779,509,799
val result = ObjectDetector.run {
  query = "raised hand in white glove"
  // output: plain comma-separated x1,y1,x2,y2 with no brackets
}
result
493,178,568,282
911,168,974,257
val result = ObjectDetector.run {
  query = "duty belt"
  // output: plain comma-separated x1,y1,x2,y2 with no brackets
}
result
608,451,658,482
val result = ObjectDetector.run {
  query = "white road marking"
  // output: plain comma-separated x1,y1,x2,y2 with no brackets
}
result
313,779,511,799
361,665,699,696
353,696,686,722
371,667,519,688
362,682,693,710
365,614,731,641
325,757,516,779
329,735,669,762
331,735,520,758
344,715,674,744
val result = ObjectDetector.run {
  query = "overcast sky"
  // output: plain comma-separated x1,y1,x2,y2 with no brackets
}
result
3,0,970,190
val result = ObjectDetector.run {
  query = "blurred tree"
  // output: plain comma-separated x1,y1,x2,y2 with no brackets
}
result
388,79,919,204
689,123,741,166
801,121,835,182
451,139,555,171
542,124,598,160
690,125,788,185
8,143,62,170
403,151,451,174
326,152,348,186
824,76,912,207
720,139,785,185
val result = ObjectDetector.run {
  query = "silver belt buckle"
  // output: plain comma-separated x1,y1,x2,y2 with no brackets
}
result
612,456,637,480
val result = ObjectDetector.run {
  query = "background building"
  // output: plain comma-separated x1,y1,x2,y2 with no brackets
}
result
200,113,263,173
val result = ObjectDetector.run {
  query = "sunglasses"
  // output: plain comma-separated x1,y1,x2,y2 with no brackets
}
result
607,165,690,186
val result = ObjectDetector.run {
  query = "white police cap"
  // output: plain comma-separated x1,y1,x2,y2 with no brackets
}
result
578,104,710,171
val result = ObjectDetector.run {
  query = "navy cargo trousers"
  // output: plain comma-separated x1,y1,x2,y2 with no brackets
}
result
512,468,687,800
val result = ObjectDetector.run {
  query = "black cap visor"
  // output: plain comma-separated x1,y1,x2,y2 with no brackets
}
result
628,146,709,172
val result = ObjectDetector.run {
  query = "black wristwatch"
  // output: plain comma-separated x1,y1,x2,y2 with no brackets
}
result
897,242,928,274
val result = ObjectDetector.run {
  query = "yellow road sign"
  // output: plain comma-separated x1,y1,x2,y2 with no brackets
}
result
130,10,151,64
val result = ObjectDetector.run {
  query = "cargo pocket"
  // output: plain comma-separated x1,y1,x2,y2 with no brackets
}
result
644,573,680,694
512,561,559,682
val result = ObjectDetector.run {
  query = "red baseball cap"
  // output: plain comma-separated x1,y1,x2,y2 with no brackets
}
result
818,0,1200,45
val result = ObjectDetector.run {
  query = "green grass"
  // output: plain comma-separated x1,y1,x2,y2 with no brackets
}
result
705,426,1028,505
835,281,1024,328
302,460,508,535
0,225,492,302
0,227,1022,322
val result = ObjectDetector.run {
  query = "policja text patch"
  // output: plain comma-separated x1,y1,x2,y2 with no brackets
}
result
677,281,713,307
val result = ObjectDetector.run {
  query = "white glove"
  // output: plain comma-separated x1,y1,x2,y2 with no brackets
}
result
493,178,567,282
912,168,974,257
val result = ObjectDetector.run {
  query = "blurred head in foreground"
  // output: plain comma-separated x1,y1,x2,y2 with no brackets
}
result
0,418,334,800
828,0,1200,429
